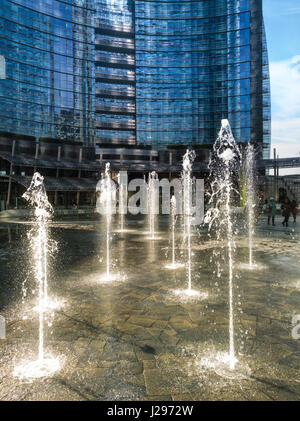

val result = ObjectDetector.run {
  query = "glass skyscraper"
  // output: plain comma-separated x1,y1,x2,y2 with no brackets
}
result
94,0,136,145
0,0,271,157
135,0,270,157
0,0,94,144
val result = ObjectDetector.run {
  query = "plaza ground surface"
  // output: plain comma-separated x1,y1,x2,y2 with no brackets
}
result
0,215,299,401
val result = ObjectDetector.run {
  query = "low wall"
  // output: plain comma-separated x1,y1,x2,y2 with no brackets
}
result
0,209,32,218
0,207,96,218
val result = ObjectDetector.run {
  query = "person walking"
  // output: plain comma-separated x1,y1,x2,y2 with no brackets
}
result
291,200,298,223
281,197,291,227
266,197,276,226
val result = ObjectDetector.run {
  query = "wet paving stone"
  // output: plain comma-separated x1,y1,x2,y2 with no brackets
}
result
0,217,299,400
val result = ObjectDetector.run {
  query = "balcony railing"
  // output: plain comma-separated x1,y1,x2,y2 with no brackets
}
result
95,87,135,98
95,121,136,130
95,53,135,67
95,136,136,145
95,72,135,83
94,20,134,34
95,38,134,51
96,104,135,114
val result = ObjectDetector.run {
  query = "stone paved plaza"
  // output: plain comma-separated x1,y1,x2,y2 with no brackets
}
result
0,216,299,401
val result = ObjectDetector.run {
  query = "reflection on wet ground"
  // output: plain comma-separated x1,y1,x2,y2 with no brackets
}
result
0,216,299,400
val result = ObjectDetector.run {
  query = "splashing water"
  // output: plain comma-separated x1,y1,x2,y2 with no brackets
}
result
182,149,196,292
245,143,256,268
148,171,158,240
205,120,241,370
14,172,60,379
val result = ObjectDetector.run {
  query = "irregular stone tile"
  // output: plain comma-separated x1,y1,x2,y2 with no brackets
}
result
127,316,155,327
143,360,157,369
136,351,156,361
144,368,190,396
141,395,173,401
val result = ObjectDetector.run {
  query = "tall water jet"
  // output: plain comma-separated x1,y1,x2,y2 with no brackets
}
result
171,195,176,267
173,148,206,299
165,196,184,270
172,150,207,300
182,150,196,292
245,143,256,268
96,165,127,283
14,172,60,379
147,171,158,239
205,120,241,371
99,163,114,281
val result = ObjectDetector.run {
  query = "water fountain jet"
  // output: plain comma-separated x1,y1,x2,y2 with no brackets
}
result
165,195,184,270
14,172,60,379
98,163,117,282
183,150,194,293
245,143,256,269
205,119,241,371
147,171,158,240
172,150,207,300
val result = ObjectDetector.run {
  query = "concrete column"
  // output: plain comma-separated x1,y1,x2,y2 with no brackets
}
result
54,168,59,206
35,142,39,159
7,226,11,243
276,155,280,201
76,169,81,206
76,191,80,207
76,148,82,207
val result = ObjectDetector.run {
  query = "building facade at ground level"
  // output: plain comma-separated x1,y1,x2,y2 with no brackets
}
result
0,0,271,156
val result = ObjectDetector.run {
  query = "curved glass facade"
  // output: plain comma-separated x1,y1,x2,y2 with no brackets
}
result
0,0,94,143
94,0,136,145
0,0,270,155
135,0,270,155
262,22,271,159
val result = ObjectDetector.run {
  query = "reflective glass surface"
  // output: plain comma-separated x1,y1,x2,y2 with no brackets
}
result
0,0,270,154
0,0,94,143
135,0,270,154
94,0,136,145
